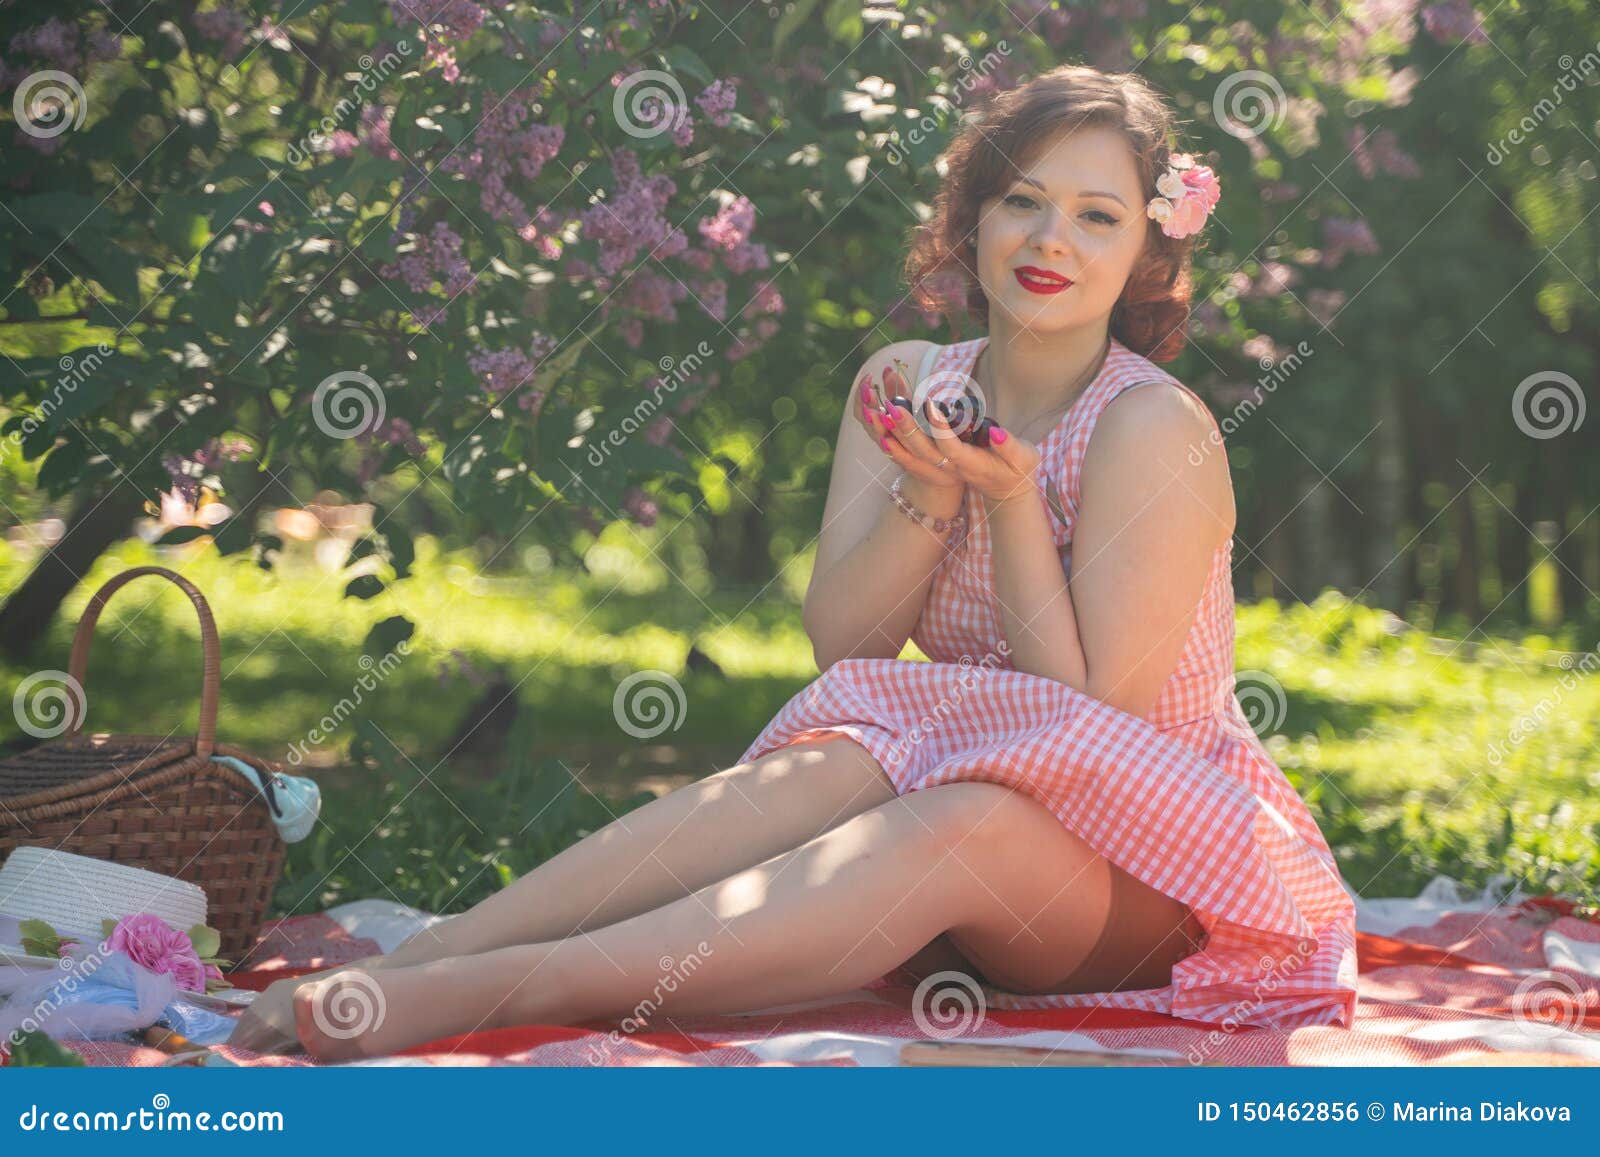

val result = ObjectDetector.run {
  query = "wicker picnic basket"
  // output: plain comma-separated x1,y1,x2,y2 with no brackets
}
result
0,566,287,959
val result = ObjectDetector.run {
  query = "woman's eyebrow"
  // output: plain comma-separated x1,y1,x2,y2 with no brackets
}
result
1015,175,1128,209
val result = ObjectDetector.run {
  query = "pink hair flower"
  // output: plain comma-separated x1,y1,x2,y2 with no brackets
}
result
1146,152,1221,239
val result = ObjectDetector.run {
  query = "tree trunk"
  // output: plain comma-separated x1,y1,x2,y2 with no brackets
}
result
1366,377,1408,612
1453,490,1481,621
0,463,290,664
0,479,147,662
1296,465,1335,601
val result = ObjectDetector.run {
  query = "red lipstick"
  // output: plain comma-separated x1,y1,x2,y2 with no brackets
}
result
1014,266,1072,295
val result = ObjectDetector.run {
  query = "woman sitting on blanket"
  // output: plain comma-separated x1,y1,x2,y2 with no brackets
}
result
231,63,1259,1060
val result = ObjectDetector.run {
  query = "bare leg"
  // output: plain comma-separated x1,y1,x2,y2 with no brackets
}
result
292,781,1123,1060
230,737,899,1054
377,738,897,965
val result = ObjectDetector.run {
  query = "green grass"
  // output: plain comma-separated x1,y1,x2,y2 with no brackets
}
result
3,535,1598,918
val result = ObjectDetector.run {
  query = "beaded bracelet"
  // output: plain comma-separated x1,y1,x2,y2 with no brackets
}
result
889,474,968,542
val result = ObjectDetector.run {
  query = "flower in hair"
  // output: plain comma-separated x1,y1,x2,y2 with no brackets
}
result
1145,152,1221,239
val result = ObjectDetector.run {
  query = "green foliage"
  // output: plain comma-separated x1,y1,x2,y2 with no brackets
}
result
4,542,1596,913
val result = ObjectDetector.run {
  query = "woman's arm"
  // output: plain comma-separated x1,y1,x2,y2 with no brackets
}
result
802,343,966,671
984,490,1088,687
987,383,1234,720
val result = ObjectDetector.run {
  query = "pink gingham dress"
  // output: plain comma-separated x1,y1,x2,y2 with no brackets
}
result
738,335,1359,1031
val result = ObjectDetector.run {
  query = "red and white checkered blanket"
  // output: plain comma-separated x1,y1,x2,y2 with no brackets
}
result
54,879,1600,1067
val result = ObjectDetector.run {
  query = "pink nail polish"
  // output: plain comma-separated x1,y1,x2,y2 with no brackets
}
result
880,435,892,451
991,425,1008,444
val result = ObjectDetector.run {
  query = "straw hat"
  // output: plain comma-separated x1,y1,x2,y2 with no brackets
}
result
0,846,208,945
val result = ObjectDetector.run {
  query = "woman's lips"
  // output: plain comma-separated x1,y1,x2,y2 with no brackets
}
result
1014,268,1072,295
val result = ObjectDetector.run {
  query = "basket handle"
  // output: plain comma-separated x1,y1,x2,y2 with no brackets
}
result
66,565,221,759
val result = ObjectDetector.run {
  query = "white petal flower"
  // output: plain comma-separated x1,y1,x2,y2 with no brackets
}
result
1146,196,1173,223
1156,170,1186,199
1169,152,1194,170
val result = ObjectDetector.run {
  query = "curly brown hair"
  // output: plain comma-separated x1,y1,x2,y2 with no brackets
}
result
903,64,1202,364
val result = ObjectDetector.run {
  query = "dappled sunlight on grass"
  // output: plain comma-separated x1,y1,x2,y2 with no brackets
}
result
3,547,1596,915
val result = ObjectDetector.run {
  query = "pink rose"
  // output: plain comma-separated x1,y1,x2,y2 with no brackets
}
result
1162,194,1211,238
107,914,207,993
1180,165,1221,210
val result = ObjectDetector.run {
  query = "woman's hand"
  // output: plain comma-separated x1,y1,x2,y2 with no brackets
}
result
226,954,384,1055
878,391,1044,508
226,975,308,1054
856,361,967,495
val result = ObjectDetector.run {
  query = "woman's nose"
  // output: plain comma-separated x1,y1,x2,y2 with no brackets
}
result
1029,210,1075,256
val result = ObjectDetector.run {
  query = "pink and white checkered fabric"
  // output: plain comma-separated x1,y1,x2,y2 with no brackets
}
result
739,336,1360,1031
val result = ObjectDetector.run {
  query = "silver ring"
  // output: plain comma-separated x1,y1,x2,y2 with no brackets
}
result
934,456,949,470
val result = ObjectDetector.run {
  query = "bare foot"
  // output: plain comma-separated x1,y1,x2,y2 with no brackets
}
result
290,965,482,1061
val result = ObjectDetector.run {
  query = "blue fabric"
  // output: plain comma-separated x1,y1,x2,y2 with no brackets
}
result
158,998,239,1045
211,755,320,843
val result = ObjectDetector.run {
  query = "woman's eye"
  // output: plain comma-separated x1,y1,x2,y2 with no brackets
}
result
1003,193,1035,209
1085,209,1118,226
